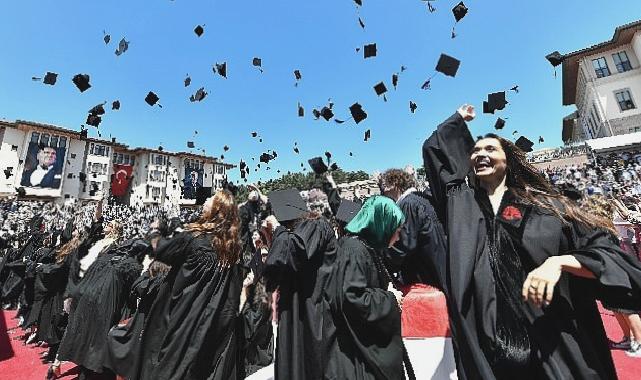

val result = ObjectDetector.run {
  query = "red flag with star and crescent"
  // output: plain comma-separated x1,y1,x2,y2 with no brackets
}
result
111,164,133,197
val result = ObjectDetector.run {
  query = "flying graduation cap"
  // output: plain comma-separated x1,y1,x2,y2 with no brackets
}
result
545,51,564,77
297,103,305,117
72,74,91,92
194,25,204,37
294,69,302,86
421,53,461,90
214,62,227,78
187,141,195,148
43,72,58,85
189,87,208,102
515,136,534,153
364,129,371,141
269,189,307,222
349,103,368,124
451,2,468,38
483,92,508,114
494,117,506,130
145,91,162,107
184,75,191,87
409,101,418,113
112,100,120,110
363,43,377,59
373,82,388,101
103,31,111,45
253,57,263,73
115,38,129,56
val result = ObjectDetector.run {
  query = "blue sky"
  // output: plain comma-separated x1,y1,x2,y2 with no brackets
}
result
1,0,640,182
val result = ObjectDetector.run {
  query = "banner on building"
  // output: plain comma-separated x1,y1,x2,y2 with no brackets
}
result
111,164,133,197
196,187,212,205
182,167,204,199
20,142,66,189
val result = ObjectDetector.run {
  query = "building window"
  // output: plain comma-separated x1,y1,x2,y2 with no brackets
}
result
41,133,50,147
612,51,632,73
59,137,67,148
592,57,611,78
615,89,636,111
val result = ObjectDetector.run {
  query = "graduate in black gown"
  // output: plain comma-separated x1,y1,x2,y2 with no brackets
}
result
325,195,407,380
379,169,448,289
261,188,338,380
423,105,641,379
56,233,145,380
132,190,242,380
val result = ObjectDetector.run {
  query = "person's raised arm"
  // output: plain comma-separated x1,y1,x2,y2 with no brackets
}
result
422,104,476,220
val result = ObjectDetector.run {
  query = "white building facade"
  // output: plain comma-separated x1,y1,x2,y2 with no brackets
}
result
561,20,641,143
0,120,234,206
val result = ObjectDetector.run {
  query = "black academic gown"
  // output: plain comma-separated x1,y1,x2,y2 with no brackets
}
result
325,236,404,380
104,272,166,379
57,244,143,374
238,281,274,377
134,232,241,380
262,218,337,380
385,191,448,288
423,113,641,380
32,253,71,346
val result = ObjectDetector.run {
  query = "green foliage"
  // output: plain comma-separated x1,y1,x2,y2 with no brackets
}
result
253,169,371,195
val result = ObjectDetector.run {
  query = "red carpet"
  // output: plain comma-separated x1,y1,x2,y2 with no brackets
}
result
1,308,640,379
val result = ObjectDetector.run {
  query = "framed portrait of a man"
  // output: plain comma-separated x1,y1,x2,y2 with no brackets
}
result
20,142,66,189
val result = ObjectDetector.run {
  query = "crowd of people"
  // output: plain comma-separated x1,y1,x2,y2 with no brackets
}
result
527,144,591,163
2,104,641,380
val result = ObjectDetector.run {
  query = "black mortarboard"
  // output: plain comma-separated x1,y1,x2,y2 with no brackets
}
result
112,100,120,110
89,103,106,115
320,106,334,121
325,151,332,160
364,129,371,141
293,146,300,154
251,132,258,137
43,72,57,85
538,136,544,143
545,51,564,67
184,75,191,87
392,73,399,89
259,153,272,164
336,200,362,224
298,103,304,117
253,57,262,68
312,109,321,119
487,91,508,112
80,128,88,138
86,114,102,127
215,62,227,78
269,189,307,222
435,54,461,77
189,87,207,102
194,25,204,37
409,101,417,113
72,74,91,92
515,136,534,153
452,1,468,22
354,0,362,5
373,82,387,96
308,157,328,174
494,117,506,130
187,141,195,148
364,43,377,59
223,145,229,151
349,103,367,124
103,32,111,45
482,101,494,114
294,70,302,81
115,38,129,56
358,17,365,29
145,91,160,106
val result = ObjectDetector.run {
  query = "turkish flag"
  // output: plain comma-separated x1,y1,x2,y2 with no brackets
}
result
111,164,133,197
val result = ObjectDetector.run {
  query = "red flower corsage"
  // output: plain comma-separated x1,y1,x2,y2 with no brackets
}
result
501,205,522,221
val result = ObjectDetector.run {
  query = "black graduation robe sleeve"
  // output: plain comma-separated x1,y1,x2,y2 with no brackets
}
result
262,226,306,291
322,180,342,217
152,232,194,267
566,222,641,310
422,112,475,224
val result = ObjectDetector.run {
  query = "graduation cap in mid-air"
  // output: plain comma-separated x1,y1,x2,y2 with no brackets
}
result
4,168,13,179
43,72,58,85
294,69,302,86
349,103,368,124
545,51,564,77
538,136,545,143
364,129,371,141
112,100,120,110
373,82,387,101
484,92,508,113
214,62,227,78
308,157,328,174
363,43,377,59
189,87,208,102
269,189,308,222
103,31,111,45
297,103,305,117
194,25,204,37
252,57,263,72
184,75,191,87
72,74,91,92
515,136,534,153
494,117,506,130
320,106,334,121
145,91,161,107
187,141,195,148
451,2,469,38
409,101,418,114
435,54,461,77
115,38,129,56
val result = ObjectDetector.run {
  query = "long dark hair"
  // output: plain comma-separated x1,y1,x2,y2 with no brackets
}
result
186,190,241,266
478,134,612,231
